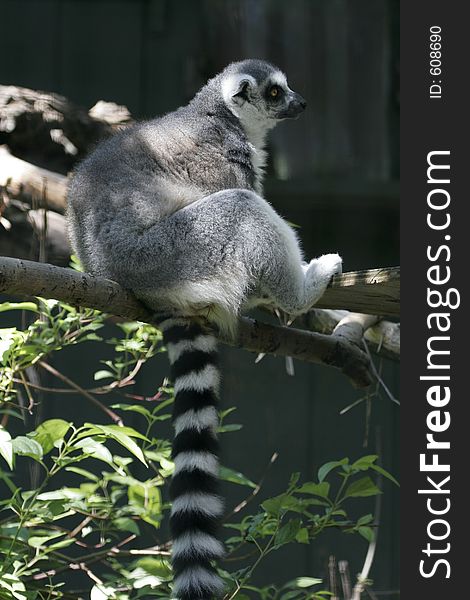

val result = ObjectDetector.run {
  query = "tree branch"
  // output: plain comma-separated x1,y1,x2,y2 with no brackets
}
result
0,256,374,388
301,309,399,361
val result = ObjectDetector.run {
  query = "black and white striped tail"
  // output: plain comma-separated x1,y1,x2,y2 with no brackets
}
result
161,318,225,600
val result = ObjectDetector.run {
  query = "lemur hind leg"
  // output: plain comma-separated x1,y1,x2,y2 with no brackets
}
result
240,196,342,315
128,188,341,323
207,188,343,317
255,252,342,316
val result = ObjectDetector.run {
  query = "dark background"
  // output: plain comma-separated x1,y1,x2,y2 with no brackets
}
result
0,0,399,595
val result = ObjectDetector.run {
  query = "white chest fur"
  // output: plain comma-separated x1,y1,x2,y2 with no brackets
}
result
248,142,267,195
243,121,269,195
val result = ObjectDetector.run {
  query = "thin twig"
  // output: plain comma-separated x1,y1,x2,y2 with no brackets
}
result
37,360,123,425
31,535,169,582
67,516,93,539
339,560,352,599
362,341,399,405
13,377,136,396
351,429,383,600
223,452,278,521
328,555,340,600
18,371,36,413
70,561,103,586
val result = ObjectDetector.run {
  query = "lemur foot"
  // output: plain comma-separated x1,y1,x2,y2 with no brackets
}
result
303,252,342,277
302,253,342,307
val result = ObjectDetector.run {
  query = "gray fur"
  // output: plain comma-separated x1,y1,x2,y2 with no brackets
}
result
67,59,342,334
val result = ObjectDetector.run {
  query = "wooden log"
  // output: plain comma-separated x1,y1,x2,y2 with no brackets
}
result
0,85,131,173
318,267,400,317
0,203,71,266
0,146,67,212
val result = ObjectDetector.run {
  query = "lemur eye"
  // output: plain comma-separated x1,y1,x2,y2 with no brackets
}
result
269,85,281,99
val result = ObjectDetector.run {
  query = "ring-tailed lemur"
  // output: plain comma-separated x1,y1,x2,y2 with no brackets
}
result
67,59,342,600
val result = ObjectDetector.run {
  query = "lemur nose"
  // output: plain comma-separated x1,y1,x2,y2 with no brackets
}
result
297,94,307,109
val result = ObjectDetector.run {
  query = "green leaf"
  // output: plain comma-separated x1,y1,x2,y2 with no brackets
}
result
30,419,71,454
132,574,165,589
217,424,243,433
262,494,284,514
369,464,400,487
329,509,347,517
289,472,301,488
0,328,19,362
351,455,378,469
84,423,148,441
28,531,65,548
128,483,162,528
37,298,59,311
47,537,76,551
274,519,302,547
358,526,375,542
144,449,171,463
155,456,174,477
317,458,348,482
111,404,153,419
65,466,100,482
0,470,18,494
136,557,172,578
0,427,14,469
0,301,38,313
294,577,322,588
12,436,43,461
108,431,147,466
295,527,309,544
357,513,374,526
94,370,115,381
219,466,256,488
90,585,118,600
152,397,174,413
113,517,140,536
262,493,301,516
74,437,114,467
116,321,141,334
83,424,147,465
45,499,69,517
37,489,85,501
301,497,330,508
0,572,28,600
344,477,381,498
296,482,330,499
280,592,303,600
219,407,237,420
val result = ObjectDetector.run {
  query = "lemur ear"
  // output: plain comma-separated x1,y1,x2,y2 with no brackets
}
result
232,79,251,103
222,74,256,108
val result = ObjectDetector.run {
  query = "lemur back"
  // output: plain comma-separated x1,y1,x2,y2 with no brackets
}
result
67,59,342,600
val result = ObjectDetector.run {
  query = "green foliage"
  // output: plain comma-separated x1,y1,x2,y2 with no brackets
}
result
0,299,398,599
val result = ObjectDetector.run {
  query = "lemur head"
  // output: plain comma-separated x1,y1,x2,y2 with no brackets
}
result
220,59,306,141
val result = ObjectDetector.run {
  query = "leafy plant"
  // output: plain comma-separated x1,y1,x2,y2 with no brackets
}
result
0,299,398,599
